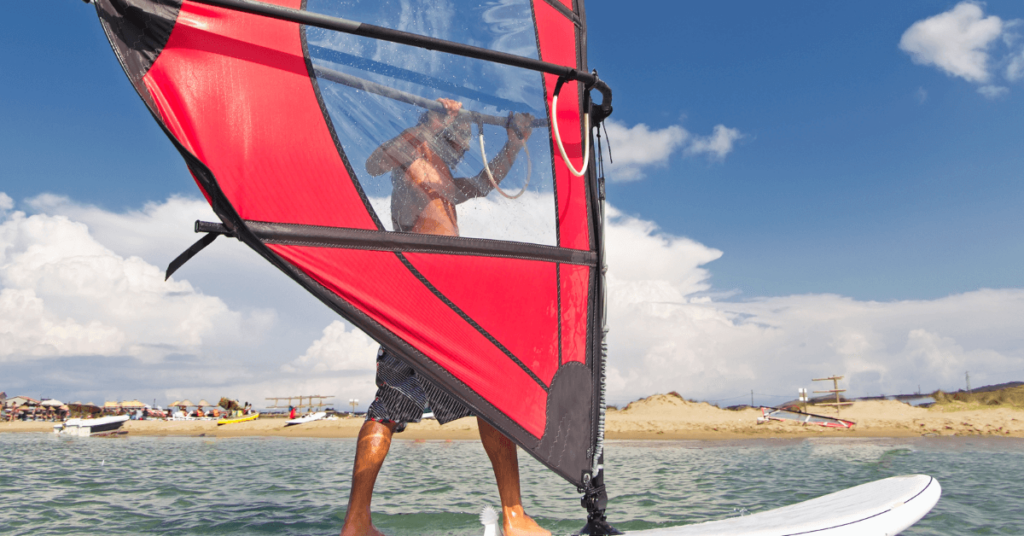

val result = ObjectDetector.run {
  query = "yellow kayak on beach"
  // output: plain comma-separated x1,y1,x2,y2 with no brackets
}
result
217,413,259,426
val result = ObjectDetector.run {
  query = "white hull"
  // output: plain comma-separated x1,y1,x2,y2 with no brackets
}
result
55,415,130,437
285,412,327,426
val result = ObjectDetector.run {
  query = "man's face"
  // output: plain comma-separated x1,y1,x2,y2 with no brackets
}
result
438,121,472,170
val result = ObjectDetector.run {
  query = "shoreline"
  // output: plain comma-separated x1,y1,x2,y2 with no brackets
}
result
4,398,1022,440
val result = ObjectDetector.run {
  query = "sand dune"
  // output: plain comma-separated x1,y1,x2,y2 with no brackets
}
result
604,394,1024,439
4,396,1022,439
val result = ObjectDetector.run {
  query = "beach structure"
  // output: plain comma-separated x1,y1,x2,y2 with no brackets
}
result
120,400,146,410
5,396,39,421
3,397,68,421
266,395,334,414
68,402,102,417
813,375,854,416
6,395,38,408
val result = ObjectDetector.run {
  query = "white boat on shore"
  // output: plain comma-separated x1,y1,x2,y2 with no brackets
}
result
284,412,327,427
54,415,130,437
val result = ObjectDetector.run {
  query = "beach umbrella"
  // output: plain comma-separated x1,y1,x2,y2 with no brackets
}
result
198,400,211,408
40,399,64,407
170,400,181,407
179,399,194,407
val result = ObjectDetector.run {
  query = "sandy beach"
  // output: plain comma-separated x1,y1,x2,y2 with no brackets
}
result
4,395,1023,440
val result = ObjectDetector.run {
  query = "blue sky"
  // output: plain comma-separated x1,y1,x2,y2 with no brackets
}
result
2,1,1023,405
590,0,1024,300
3,1,1023,300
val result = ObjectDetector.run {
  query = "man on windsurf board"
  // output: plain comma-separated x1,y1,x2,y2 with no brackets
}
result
340,99,546,536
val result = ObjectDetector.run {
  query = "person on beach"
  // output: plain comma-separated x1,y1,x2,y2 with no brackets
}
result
340,98,544,536
289,406,297,420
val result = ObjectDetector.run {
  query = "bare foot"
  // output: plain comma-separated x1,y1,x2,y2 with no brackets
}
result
340,514,386,536
503,505,551,536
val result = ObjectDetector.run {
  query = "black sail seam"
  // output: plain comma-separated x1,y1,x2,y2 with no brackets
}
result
540,0,581,26
260,243,543,446
299,13,384,231
530,0,561,250
395,252,550,393
556,263,563,367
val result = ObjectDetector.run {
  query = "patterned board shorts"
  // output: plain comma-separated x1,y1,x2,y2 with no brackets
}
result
366,346,474,432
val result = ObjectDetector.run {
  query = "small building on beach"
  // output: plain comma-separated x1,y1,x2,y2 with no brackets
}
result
4,395,38,409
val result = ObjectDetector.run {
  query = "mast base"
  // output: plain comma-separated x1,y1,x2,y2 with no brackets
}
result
574,474,622,536
574,514,623,536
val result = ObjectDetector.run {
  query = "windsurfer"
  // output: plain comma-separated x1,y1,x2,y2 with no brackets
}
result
340,98,548,536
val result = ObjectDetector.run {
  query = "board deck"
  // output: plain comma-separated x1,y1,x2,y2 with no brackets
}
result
624,474,940,535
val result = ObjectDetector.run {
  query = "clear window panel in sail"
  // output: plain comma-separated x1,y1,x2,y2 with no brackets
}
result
305,0,557,246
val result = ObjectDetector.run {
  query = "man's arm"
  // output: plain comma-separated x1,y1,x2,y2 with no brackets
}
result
451,113,534,202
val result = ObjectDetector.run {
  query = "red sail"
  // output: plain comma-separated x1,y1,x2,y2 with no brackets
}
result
94,0,603,485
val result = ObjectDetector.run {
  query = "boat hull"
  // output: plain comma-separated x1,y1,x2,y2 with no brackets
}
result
217,413,260,426
55,415,130,437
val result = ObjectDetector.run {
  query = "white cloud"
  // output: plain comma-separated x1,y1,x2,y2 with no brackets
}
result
899,2,1004,83
372,192,561,246
283,321,379,373
600,212,1024,403
978,85,1010,99
603,120,689,181
0,193,13,214
684,125,744,161
1006,49,1024,81
900,2,1024,96
603,120,744,182
7,193,1023,412
0,205,268,363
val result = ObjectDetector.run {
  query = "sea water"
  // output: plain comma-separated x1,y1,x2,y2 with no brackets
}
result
0,434,1021,535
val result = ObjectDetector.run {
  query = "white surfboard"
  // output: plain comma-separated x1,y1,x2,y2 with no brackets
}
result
625,474,940,536
284,411,327,426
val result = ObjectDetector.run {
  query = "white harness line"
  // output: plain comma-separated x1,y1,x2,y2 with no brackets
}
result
551,90,590,177
479,123,531,199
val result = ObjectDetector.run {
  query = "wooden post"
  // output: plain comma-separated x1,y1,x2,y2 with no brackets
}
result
812,375,853,416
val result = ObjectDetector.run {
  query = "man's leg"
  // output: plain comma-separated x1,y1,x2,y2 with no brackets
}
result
478,418,551,536
341,420,398,536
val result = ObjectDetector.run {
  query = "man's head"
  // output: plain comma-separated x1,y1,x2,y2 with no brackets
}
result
436,117,472,170
421,109,472,170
